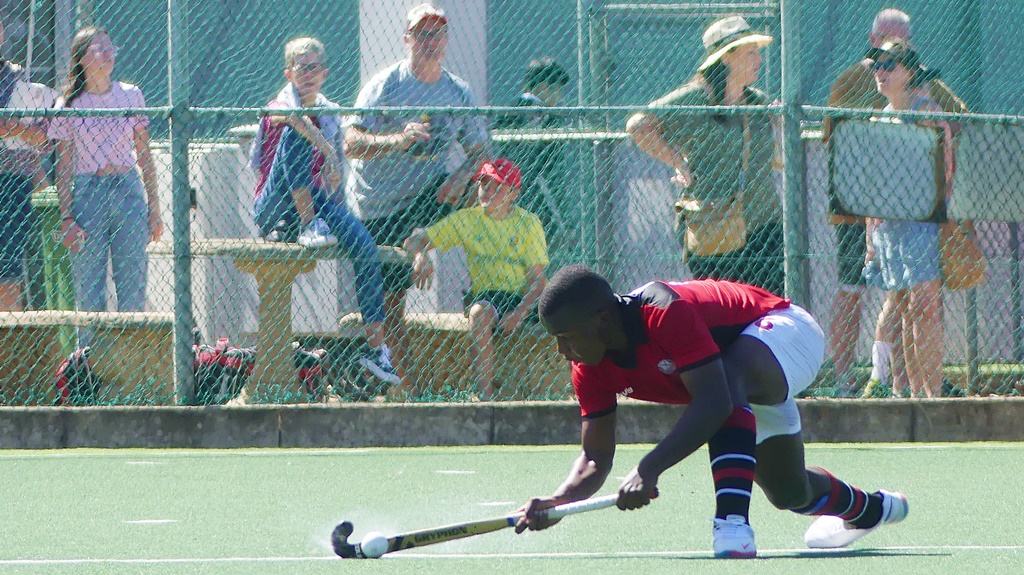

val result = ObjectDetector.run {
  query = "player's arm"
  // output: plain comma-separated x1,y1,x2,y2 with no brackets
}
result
553,411,617,502
624,360,734,504
515,411,616,532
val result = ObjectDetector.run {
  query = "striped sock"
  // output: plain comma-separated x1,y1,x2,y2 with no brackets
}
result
793,466,883,528
707,405,757,521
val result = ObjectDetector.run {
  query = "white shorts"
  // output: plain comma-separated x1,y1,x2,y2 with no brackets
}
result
740,304,825,444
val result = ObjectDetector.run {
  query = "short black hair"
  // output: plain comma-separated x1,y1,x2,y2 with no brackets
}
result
538,265,617,321
524,57,570,91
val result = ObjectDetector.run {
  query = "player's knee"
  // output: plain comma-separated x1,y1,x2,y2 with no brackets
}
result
761,482,812,511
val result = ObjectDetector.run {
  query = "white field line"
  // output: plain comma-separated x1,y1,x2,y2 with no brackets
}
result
1,545,1022,565
2,443,1022,460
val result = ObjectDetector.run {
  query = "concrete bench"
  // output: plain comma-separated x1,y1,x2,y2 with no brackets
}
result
0,311,174,405
148,239,409,396
337,311,571,399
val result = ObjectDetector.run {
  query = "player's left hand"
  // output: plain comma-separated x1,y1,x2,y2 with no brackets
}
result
617,467,658,510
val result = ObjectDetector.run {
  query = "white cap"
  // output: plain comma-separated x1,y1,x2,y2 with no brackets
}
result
407,3,447,31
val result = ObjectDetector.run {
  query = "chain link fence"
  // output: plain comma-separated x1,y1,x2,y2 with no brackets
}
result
0,0,1022,406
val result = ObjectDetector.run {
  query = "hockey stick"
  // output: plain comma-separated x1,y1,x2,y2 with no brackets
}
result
332,493,619,559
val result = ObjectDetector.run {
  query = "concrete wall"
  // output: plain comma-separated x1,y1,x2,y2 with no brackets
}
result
1,399,1021,448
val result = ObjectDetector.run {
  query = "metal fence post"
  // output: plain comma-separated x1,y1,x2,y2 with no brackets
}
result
169,0,195,404
780,0,809,305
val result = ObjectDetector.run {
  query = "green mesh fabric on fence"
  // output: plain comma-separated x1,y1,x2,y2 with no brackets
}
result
0,1,1023,407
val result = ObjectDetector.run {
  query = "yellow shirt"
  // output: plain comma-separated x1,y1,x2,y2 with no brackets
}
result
427,206,549,294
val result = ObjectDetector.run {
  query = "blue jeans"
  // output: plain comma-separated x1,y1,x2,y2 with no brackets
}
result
71,172,149,313
0,172,34,281
253,127,385,324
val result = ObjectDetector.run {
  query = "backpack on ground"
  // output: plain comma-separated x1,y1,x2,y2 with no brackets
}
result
193,332,329,404
294,343,328,401
192,337,256,405
54,347,102,406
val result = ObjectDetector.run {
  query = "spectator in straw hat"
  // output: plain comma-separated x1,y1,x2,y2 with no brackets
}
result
344,3,489,395
627,16,783,296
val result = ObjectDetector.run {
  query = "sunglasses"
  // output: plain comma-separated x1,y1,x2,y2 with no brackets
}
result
87,44,119,57
292,62,325,74
871,59,899,72
409,28,446,39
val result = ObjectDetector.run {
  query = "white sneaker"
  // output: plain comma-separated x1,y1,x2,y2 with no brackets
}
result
804,489,909,549
297,218,338,248
712,515,756,558
358,344,401,386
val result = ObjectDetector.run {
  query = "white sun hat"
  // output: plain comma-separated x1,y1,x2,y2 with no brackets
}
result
698,16,773,71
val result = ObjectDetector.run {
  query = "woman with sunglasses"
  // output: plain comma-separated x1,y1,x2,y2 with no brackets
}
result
863,40,950,398
48,27,162,343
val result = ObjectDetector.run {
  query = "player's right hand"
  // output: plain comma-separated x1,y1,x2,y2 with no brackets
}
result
514,497,562,533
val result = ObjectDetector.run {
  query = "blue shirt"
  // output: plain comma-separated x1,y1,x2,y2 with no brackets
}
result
345,60,489,219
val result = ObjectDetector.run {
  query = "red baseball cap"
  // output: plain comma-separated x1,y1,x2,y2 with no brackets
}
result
473,158,522,190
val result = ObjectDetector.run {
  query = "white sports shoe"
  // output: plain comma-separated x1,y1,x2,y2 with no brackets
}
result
358,344,401,387
297,218,338,248
712,515,757,558
804,489,909,549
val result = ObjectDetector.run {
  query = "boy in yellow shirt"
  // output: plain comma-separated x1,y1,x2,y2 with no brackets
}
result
404,158,548,399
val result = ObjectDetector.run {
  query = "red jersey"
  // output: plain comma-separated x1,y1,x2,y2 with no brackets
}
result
573,280,790,418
